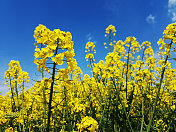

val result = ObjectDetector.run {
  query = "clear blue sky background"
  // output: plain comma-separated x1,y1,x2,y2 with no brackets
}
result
0,0,175,94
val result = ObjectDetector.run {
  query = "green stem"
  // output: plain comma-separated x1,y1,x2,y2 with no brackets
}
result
112,78,133,132
22,81,25,132
15,75,19,112
146,54,169,132
14,73,21,131
64,85,71,131
9,76,15,112
140,94,144,132
40,44,47,131
46,46,58,132
109,30,112,52
126,42,131,99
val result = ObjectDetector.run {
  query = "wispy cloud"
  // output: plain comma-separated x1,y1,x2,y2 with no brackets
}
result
168,0,176,21
146,14,156,24
86,33,97,44
102,0,119,16
86,33,93,41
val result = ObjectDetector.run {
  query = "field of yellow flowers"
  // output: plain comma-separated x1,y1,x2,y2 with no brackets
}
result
0,23,176,132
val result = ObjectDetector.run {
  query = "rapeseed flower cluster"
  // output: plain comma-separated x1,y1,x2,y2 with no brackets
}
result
0,23,176,131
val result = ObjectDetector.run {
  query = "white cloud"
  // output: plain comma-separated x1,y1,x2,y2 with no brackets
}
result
86,33,92,41
102,0,120,17
103,0,119,12
88,36,92,41
168,0,176,21
146,14,156,24
86,33,97,45
168,0,176,7
171,12,176,21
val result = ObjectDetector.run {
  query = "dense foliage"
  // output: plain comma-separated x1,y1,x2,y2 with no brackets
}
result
0,23,176,132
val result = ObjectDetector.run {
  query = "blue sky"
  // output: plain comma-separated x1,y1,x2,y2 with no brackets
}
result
0,0,175,94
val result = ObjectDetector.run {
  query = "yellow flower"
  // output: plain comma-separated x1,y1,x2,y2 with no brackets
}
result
51,53,64,65
77,116,99,132
85,53,94,61
105,25,116,34
171,105,175,110
5,127,13,132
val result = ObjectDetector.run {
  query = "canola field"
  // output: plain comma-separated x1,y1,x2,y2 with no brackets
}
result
0,23,176,132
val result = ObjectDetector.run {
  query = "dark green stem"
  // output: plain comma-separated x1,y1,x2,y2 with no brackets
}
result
126,42,131,99
41,44,47,131
46,46,58,132
146,43,171,131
